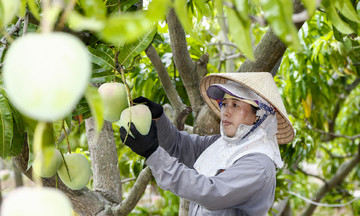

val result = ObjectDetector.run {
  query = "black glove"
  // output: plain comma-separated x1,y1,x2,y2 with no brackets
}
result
133,96,163,119
120,120,159,158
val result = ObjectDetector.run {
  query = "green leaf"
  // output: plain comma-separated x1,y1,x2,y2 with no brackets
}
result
8,122,24,157
26,0,40,21
260,0,302,51
118,25,157,68
334,0,360,23
194,0,212,18
301,0,316,17
84,85,104,133
79,0,107,20
321,0,354,34
88,46,116,70
33,122,55,154
101,12,154,45
0,0,20,28
146,0,171,21
67,11,105,32
120,0,140,12
0,93,13,158
227,4,254,60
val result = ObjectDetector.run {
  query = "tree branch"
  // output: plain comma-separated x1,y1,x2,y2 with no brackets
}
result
85,117,123,204
112,167,153,216
296,165,327,183
145,45,186,112
237,0,305,72
301,150,360,216
166,8,204,116
13,138,111,216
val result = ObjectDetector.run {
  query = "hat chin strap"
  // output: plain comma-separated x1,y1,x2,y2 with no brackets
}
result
221,101,276,142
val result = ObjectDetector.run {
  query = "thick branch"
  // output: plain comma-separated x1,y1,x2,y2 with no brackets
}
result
112,167,152,216
13,139,110,216
167,8,204,116
237,0,305,72
145,45,186,112
145,44,192,129
301,152,360,216
85,118,122,203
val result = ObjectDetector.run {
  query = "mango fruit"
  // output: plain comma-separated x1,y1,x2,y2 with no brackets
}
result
3,32,91,121
1,187,72,216
119,104,152,137
32,148,63,178
57,153,92,190
98,82,128,122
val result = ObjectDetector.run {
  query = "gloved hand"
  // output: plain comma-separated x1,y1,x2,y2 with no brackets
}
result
120,120,159,158
133,96,163,119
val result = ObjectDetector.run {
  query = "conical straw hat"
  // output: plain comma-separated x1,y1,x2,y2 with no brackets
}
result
200,72,294,144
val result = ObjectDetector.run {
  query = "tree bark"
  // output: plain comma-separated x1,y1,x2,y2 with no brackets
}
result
13,140,111,216
85,118,122,203
237,0,305,72
167,8,205,117
301,151,360,216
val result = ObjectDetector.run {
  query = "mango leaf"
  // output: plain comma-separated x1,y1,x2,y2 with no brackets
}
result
301,0,316,17
84,85,104,133
146,0,172,21
17,0,27,17
79,0,107,20
174,0,200,41
33,122,55,154
67,11,105,32
101,12,154,45
194,0,212,18
321,0,354,34
90,68,118,83
72,98,92,120
118,25,157,68
0,0,20,28
26,0,40,21
120,0,140,12
8,122,25,157
227,0,254,60
88,46,116,70
334,0,360,23
260,0,302,51
0,92,13,158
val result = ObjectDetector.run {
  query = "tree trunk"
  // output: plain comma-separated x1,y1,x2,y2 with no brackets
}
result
167,8,205,117
85,118,122,204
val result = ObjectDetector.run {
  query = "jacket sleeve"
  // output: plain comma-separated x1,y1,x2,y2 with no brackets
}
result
156,113,220,168
146,147,276,211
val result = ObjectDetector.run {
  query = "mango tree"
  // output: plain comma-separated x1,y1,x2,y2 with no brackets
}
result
0,0,359,215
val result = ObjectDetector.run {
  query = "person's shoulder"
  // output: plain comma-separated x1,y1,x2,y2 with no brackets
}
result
236,153,276,174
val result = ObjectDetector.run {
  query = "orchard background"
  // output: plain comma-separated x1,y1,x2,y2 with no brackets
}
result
0,0,360,215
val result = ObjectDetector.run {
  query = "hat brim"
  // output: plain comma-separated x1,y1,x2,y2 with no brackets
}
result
200,72,295,144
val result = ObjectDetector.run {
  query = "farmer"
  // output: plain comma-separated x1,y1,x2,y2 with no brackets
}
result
120,72,295,215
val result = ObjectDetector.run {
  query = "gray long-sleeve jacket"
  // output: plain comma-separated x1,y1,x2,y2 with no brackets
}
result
145,114,277,216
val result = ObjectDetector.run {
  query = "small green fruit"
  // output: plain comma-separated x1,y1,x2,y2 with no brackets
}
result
3,32,91,121
119,104,152,137
98,82,128,122
32,148,63,178
57,153,92,190
1,187,72,216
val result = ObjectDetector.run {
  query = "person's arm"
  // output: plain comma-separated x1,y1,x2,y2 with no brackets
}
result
146,148,276,211
156,113,219,167
132,96,219,167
